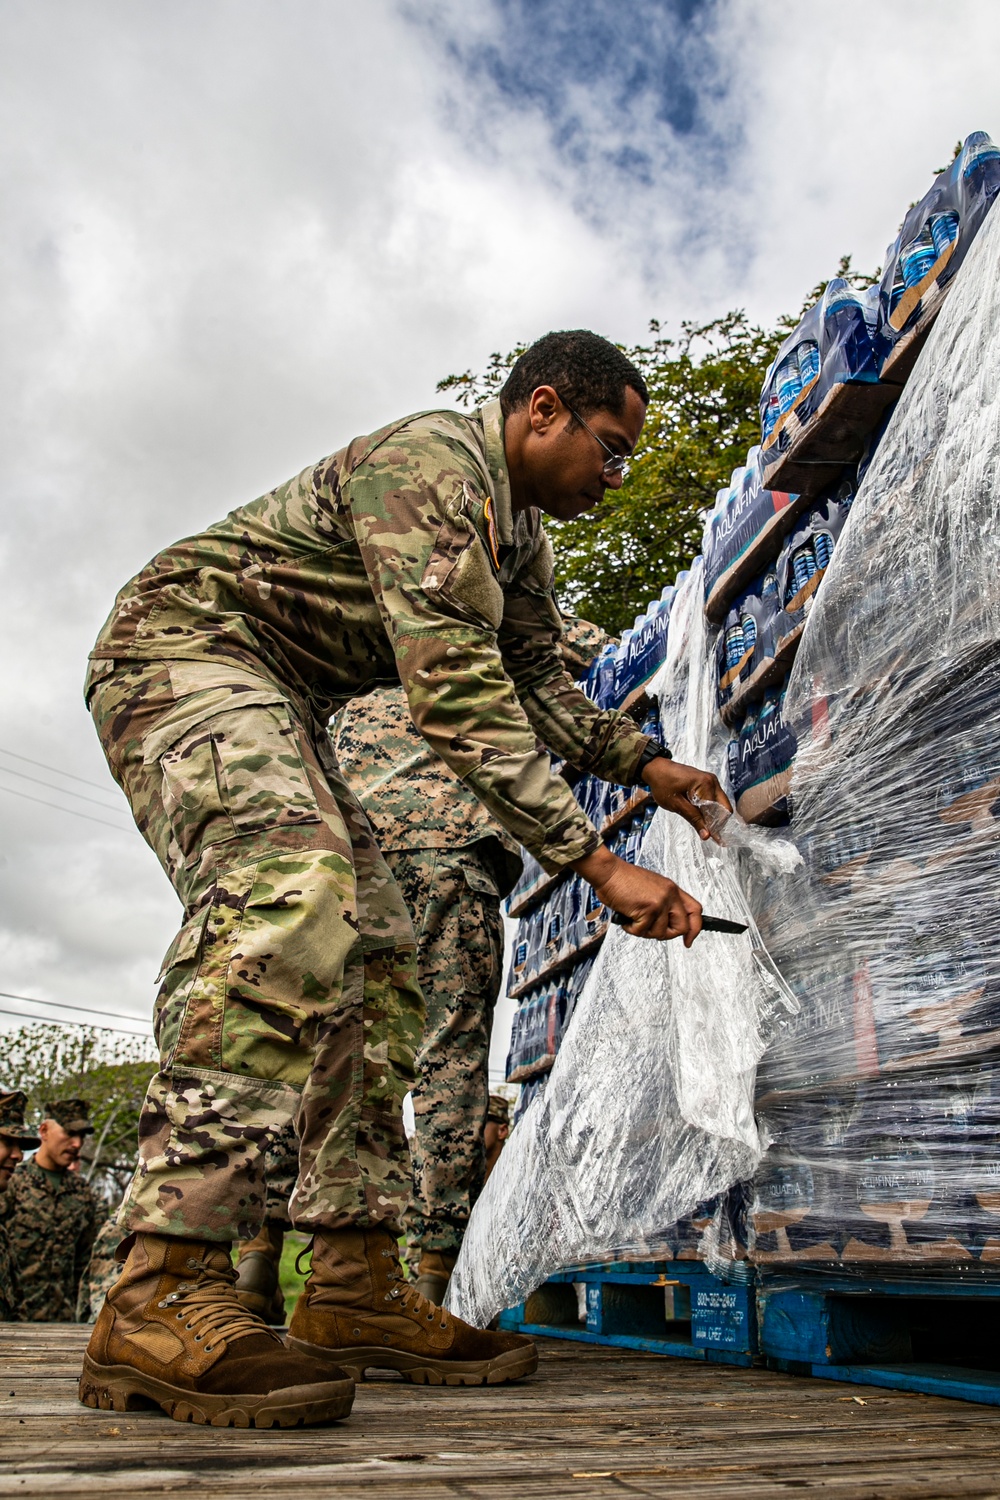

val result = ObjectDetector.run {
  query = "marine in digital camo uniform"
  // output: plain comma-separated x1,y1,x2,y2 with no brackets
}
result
0,1090,40,1321
336,615,612,1304
234,617,609,1317
80,330,726,1427
6,1099,102,1322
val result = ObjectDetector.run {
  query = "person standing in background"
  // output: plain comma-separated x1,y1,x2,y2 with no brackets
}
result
7,1099,102,1321
482,1094,511,1184
0,1091,41,1321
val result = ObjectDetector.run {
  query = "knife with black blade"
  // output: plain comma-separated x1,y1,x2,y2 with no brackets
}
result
610,911,748,935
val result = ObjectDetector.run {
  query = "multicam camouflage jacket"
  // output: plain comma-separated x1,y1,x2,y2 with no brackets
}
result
332,615,612,895
87,400,649,874
6,1160,103,1322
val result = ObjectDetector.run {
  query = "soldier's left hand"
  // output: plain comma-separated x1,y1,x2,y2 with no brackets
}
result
642,759,732,842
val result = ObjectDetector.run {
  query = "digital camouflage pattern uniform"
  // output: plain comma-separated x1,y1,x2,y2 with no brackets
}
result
335,614,609,1256
0,1090,40,1322
85,398,652,1245
77,1216,125,1322
7,1158,103,1321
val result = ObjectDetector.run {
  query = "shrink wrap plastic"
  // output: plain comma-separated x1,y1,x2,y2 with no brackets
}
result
448,570,800,1326
451,176,1000,1324
743,185,1000,1269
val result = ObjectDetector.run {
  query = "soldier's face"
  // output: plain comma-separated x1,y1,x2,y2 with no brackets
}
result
0,1136,23,1191
38,1119,84,1170
513,384,646,521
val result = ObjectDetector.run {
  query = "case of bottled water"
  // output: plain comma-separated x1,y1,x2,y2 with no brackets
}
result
877,131,1000,371
759,277,881,465
701,448,798,618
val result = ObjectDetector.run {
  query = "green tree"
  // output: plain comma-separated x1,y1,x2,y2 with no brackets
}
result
4,1022,156,1207
439,311,785,633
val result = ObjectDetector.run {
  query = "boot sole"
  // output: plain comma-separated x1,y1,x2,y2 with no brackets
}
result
286,1336,538,1387
79,1353,355,1428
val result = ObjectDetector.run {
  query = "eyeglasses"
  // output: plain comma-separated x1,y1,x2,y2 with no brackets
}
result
558,395,631,480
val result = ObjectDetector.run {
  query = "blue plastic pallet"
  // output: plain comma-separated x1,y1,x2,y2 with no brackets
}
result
758,1271,1000,1407
498,1259,757,1367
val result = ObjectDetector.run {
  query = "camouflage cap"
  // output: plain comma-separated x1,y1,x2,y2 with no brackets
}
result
0,1089,41,1148
486,1093,511,1127
43,1098,94,1136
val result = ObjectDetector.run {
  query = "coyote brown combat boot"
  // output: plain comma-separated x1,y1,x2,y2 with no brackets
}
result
80,1232,354,1427
287,1227,537,1386
412,1248,456,1306
235,1219,286,1324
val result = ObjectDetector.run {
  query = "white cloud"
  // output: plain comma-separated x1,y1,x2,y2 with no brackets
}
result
0,0,997,1038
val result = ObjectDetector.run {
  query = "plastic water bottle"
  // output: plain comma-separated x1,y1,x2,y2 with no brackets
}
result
614,631,633,704
776,354,802,415
724,620,745,671
797,341,821,387
961,130,1000,180
596,642,617,710
792,543,817,595
901,228,937,289
814,530,835,570
762,392,781,442
740,611,758,659
929,210,960,258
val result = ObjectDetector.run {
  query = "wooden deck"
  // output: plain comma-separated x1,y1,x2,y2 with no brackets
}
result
2,1325,1000,1498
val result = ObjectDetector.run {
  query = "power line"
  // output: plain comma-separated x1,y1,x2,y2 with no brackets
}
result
0,989,151,1029
0,762,129,814
0,1004,152,1039
0,781,133,833
0,744,119,795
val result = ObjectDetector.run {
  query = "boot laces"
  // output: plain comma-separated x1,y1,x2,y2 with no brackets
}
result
158,1254,279,1352
382,1247,449,1329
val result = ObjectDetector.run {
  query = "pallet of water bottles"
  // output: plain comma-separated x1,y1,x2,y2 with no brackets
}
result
702,130,1000,630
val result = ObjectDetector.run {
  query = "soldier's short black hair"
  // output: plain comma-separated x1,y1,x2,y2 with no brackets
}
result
499,330,648,420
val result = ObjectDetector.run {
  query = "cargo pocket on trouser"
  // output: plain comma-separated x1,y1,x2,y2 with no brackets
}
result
121,695,363,1242
457,856,503,999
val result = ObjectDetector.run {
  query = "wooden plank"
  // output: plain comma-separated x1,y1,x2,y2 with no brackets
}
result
508,929,606,1000
4,1326,1000,1498
760,378,899,500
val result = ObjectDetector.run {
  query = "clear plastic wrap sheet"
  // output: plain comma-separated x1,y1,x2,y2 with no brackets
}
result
738,188,1000,1273
447,566,799,1326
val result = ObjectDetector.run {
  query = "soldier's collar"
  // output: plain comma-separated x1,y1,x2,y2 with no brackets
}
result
478,399,514,546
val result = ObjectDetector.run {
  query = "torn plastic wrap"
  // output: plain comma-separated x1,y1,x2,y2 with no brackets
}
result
447,569,799,1327
738,185,1000,1271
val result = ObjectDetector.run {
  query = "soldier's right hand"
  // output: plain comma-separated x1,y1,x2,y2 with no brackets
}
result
572,845,703,947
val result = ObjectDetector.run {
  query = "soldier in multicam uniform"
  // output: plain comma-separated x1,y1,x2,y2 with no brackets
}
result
80,329,728,1428
6,1099,103,1322
0,1091,41,1321
234,618,608,1315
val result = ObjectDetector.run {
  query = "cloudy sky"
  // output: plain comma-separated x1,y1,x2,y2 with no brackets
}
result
1,0,997,1059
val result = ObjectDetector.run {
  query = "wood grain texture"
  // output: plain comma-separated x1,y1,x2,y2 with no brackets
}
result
2,1325,1000,1499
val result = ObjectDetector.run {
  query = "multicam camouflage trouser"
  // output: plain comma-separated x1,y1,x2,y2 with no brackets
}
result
86,658,424,1243
254,841,504,1258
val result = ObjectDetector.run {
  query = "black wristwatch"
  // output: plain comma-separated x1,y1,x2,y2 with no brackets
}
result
635,738,673,781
